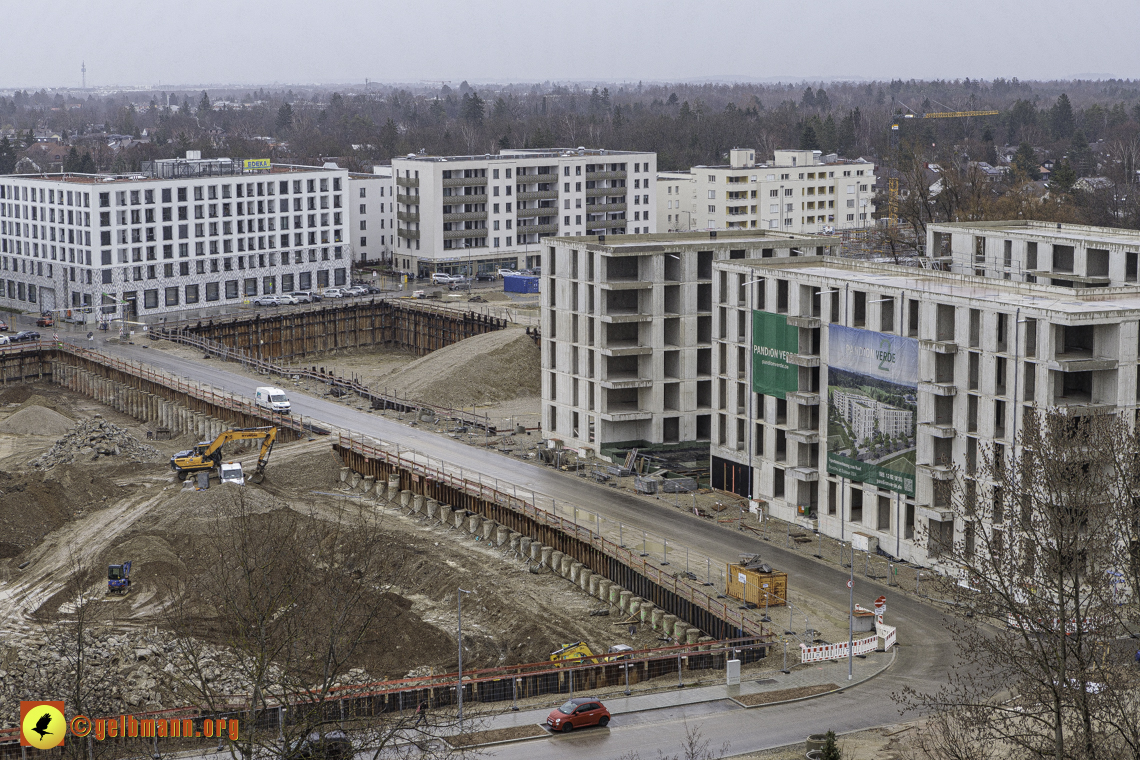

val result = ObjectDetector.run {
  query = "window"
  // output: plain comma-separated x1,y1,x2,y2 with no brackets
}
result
164,286,179,306
707,190,716,199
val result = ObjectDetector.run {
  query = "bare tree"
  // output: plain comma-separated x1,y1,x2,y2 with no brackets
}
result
898,410,1140,760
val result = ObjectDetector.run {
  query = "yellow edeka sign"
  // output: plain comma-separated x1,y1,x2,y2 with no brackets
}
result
243,158,271,171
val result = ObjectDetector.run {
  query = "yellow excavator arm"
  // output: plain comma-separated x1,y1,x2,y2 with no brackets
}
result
170,426,278,482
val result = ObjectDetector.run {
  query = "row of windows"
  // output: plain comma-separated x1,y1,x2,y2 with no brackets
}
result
1,205,91,227
109,269,347,309
99,227,343,248
99,177,344,208
1,186,90,206
705,168,868,183
2,225,91,247
106,251,342,283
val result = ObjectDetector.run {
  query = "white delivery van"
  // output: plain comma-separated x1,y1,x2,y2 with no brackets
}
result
255,386,292,414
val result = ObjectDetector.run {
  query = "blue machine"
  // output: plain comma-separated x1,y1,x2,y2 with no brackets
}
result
107,561,132,595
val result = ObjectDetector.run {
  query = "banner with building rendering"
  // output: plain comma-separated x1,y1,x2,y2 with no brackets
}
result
752,311,799,399
826,325,918,496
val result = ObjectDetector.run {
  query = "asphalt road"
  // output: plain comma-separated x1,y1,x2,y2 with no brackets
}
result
87,336,959,757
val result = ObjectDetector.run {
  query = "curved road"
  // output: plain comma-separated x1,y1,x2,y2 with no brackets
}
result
87,337,957,757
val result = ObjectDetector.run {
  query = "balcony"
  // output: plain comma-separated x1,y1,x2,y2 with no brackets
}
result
586,187,627,198
517,189,558,202
787,353,820,367
919,421,956,438
397,228,419,240
443,228,487,240
515,173,557,185
588,202,626,213
787,391,820,405
517,222,558,235
1025,269,1111,286
787,429,819,445
396,193,418,206
600,341,653,357
787,316,821,328
442,211,487,223
601,375,653,390
586,170,627,181
918,381,957,397
396,175,419,188
444,193,487,205
1047,353,1118,372
600,408,654,422
397,210,420,223
442,177,488,187
919,339,958,355
789,467,819,482
918,463,955,481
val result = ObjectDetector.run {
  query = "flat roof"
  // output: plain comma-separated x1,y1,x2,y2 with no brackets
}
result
8,163,340,185
392,148,649,163
721,256,1140,317
930,220,1140,248
549,230,834,253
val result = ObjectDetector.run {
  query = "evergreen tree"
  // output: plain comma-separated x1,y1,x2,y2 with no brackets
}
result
1012,142,1041,180
815,88,830,112
276,102,294,133
24,129,35,148
0,137,16,174
197,91,211,116
801,87,816,109
63,146,81,172
1068,130,1095,176
1051,93,1075,140
799,123,820,151
461,91,484,124
1050,159,1077,192
836,111,856,156
820,729,841,760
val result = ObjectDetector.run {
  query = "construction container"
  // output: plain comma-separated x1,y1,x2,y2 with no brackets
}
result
503,274,540,294
726,563,788,607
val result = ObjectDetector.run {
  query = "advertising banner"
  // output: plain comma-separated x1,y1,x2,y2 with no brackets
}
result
826,325,917,496
243,158,271,171
751,311,798,399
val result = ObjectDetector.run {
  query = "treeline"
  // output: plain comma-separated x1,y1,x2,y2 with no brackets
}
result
2,78,1140,174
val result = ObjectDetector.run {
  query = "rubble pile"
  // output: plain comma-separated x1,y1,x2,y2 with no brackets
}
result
32,414,160,469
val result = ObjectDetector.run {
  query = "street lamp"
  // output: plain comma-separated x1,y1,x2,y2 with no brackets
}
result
456,587,475,724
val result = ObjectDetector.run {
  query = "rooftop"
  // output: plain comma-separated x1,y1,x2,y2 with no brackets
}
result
9,160,342,185
723,256,1140,318
550,229,832,254
929,220,1140,247
392,148,649,163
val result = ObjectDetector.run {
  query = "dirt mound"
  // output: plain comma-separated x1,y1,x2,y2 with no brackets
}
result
32,415,160,469
0,405,74,437
381,329,539,407
0,467,130,559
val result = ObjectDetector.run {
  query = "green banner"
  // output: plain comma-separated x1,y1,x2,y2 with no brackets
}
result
825,325,918,497
752,311,798,399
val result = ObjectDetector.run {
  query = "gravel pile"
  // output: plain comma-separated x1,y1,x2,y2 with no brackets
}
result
32,414,160,469
0,405,73,437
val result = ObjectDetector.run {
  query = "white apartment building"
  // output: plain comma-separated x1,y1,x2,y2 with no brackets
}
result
710,243,1140,568
927,220,1140,287
0,153,352,320
348,167,395,266
392,148,657,277
658,148,876,235
540,230,836,458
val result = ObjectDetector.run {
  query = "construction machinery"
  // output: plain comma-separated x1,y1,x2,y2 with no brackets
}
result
887,106,1000,229
549,641,598,666
169,426,278,484
107,561,131,595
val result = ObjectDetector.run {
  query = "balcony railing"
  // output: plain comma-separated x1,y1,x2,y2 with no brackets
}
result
396,210,420,223
443,228,488,240
397,228,419,240
515,173,557,185
442,177,488,187
444,193,487,205
396,175,419,188
517,189,558,201
586,170,627,181
442,211,488,223
586,187,626,198
517,222,558,235
396,193,418,206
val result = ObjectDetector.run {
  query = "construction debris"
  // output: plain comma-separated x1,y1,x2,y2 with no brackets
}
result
31,415,160,469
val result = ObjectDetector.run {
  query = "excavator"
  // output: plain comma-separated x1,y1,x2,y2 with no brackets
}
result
169,426,277,484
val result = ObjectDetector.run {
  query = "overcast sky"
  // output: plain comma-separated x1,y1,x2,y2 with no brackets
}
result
5,0,1139,90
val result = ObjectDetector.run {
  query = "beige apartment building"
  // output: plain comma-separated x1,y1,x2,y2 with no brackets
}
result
658,149,876,235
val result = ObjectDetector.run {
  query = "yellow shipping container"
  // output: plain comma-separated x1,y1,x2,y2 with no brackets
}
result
726,563,788,607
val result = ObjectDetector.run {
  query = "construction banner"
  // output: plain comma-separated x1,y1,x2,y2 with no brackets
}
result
825,325,917,496
751,311,798,399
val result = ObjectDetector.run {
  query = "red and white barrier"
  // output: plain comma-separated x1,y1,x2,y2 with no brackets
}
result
799,620,897,664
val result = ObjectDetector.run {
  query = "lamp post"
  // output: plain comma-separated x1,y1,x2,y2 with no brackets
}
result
457,587,474,724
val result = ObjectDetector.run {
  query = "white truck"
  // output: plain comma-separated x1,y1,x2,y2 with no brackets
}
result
254,386,292,414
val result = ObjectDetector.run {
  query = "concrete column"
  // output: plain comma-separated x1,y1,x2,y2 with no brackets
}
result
495,525,510,546
639,602,656,624
452,510,465,530
440,504,454,527
618,590,632,611
651,609,665,630
578,569,592,591
588,575,601,597
597,579,612,602
519,537,532,557
662,614,678,635
559,555,573,577
482,520,497,542
399,490,413,509
698,636,714,651
550,550,564,571
387,474,401,500
339,467,351,485
348,471,362,490
609,585,622,605
412,494,425,514
540,546,553,567
529,542,543,563
569,562,584,583
466,515,481,535
361,476,375,494
509,533,522,553
685,629,701,645
627,597,642,617
426,498,439,519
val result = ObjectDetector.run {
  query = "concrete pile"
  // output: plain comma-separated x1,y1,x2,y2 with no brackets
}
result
32,414,160,469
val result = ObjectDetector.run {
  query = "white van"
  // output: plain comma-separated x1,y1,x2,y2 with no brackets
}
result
255,386,291,414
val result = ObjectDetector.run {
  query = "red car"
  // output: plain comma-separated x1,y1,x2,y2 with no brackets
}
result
36,315,53,327
546,697,610,732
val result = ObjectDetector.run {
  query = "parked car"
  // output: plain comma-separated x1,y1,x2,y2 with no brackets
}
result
344,285,368,296
322,288,346,298
546,698,610,733
475,271,497,282
36,315,54,327
277,294,300,305
497,268,521,278
284,730,352,760
0,335,10,345
0,319,8,331
363,284,384,294
290,291,313,304
430,272,460,285
11,330,40,343
252,295,281,306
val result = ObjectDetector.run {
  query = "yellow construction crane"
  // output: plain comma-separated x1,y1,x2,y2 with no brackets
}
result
887,108,1000,228
169,426,278,483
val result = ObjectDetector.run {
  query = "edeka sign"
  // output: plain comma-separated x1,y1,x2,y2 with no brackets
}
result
243,158,271,171
826,325,918,496
752,311,798,399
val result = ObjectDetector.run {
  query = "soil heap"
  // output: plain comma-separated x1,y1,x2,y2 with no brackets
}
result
32,415,160,469
0,405,74,437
